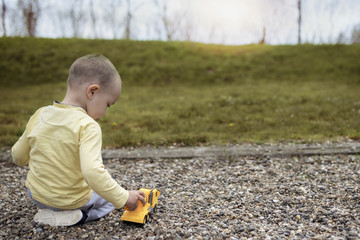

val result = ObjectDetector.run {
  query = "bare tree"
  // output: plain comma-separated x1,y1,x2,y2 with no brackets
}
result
297,0,301,44
336,32,346,44
1,0,6,36
69,0,84,38
153,0,190,41
162,3,176,40
255,0,289,44
259,27,266,44
351,24,360,44
17,0,41,37
124,0,132,39
327,0,342,43
153,0,173,40
53,8,68,37
89,0,97,38
123,0,145,40
103,0,121,39
179,10,194,41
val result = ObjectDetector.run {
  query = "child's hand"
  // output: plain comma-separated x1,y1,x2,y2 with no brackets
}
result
125,190,146,211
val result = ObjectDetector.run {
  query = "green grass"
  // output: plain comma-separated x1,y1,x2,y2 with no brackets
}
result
1,37,360,147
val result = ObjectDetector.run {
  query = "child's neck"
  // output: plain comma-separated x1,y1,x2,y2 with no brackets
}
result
61,93,86,111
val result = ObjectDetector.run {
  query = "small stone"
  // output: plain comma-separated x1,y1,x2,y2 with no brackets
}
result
238,226,245,232
248,226,255,231
349,231,358,236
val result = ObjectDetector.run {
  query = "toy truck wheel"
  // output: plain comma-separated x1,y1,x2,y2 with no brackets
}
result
154,204,158,213
143,214,149,224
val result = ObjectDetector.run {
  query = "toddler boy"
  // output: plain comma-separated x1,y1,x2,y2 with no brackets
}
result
12,54,145,226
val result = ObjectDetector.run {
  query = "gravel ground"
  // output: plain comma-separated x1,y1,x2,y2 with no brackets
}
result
1,154,359,239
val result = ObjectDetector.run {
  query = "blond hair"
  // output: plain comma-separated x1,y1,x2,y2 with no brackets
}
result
67,54,120,88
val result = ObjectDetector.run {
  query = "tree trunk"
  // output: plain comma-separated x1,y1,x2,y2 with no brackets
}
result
124,0,131,40
1,0,6,37
18,0,40,37
297,0,301,44
89,0,97,38
259,27,266,44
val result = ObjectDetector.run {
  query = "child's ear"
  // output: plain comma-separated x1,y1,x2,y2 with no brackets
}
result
87,84,100,99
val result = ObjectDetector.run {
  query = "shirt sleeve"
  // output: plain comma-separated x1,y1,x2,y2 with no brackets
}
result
12,131,31,166
79,122,129,209
11,109,41,166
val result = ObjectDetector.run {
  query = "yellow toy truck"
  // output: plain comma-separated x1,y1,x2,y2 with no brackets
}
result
121,187,160,224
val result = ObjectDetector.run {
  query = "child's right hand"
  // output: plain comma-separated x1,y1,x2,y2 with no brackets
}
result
125,190,146,211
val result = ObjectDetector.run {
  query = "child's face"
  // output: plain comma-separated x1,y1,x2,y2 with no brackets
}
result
87,81,121,120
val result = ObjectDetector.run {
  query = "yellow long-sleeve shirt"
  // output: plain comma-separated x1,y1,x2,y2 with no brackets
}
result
12,102,128,209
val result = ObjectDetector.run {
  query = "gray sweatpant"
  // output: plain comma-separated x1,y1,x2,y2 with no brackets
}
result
27,189,115,222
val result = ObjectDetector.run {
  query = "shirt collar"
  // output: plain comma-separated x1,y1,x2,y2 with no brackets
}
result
53,101,87,114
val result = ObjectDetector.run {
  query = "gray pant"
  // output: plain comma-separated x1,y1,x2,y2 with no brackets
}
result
27,189,115,222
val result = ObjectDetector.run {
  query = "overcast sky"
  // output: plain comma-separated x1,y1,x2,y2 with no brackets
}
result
3,0,360,45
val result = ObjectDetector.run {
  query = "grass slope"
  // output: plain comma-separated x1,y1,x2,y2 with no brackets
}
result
1,38,359,147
